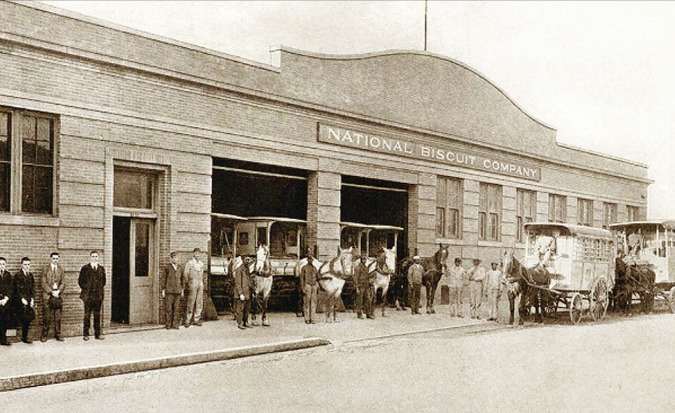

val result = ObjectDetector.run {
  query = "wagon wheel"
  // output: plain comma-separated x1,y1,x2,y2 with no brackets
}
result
590,278,609,322
669,287,675,314
569,293,583,325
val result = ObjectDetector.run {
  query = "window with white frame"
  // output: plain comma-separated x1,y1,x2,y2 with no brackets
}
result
626,205,640,222
516,189,536,242
577,198,593,227
479,183,502,241
548,194,566,223
602,202,617,229
0,107,55,215
436,176,462,239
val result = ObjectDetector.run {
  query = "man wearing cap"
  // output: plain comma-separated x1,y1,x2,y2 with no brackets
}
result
447,258,465,317
484,262,502,322
354,253,374,319
467,259,486,319
184,247,205,327
300,254,319,324
233,256,252,330
407,256,424,315
161,251,184,330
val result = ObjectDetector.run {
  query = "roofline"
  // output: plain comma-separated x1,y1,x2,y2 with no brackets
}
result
340,221,404,231
557,142,649,169
210,213,248,221
272,45,557,132
245,216,307,224
610,220,675,230
26,0,279,72
524,222,613,238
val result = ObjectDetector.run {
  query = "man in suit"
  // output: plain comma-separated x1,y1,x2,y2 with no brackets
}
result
13,257,36,344
41,252,66,342
79,250,106,341
0,257,12,345
161,251,184,330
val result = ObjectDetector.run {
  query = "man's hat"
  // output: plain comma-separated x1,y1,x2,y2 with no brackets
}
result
413,255,421,260
169,251,178,257
193,247,202,253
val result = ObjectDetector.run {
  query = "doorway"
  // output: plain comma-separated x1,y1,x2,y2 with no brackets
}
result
112,216,155,325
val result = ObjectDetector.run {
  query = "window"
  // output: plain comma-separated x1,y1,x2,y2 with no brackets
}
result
627,205,640,221
436,177,462,239
114,169,154,209
603,203,617,229
577,198,593,227
479,183,502,241
0,108,55,215
548,194,566,223
516,189,536,242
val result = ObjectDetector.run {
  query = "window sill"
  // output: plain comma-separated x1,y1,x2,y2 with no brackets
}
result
477,240,504,248
435,238,464,246
0,214,59,227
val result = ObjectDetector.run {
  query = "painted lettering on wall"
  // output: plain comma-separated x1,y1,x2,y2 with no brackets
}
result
318,124,541,181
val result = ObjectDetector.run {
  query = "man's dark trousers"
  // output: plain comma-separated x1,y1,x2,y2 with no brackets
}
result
83,299,102,338
0,305,8,343
235,298,250,327
165,293,181,329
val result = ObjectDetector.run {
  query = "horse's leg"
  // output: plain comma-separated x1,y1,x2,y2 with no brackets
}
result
262,280,271,326
381,284,389,317
250,287,260,326
514,291,523,328
507,291,514,325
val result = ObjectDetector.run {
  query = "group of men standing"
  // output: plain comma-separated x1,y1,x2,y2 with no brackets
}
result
0,251,105,345
447,258,503,321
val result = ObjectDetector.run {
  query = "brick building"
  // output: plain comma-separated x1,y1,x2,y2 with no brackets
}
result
0,1,649,336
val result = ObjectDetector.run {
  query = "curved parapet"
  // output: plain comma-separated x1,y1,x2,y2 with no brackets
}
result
271,46,558,156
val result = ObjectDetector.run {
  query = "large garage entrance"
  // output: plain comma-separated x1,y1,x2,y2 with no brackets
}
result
210,158,309,313
340,175,408,259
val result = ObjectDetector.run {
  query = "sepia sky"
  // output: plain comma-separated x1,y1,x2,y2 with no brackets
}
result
43,1,674,219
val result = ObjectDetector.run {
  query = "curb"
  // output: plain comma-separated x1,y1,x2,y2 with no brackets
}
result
342,320,506,343
0,338,330,393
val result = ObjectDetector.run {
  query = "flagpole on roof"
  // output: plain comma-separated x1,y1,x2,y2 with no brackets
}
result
424,0,428,51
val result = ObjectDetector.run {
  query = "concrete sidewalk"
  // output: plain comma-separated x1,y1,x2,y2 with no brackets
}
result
0,305,497,392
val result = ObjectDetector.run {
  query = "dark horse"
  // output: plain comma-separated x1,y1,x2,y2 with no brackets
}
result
502,250,550,326
421,244,449,314
613,257,656,314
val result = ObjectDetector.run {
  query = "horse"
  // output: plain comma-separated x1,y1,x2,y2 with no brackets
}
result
295,247,354,323
501,250,550,327
361,247,396,317
249,244,273,326
614,258,656,314
420,244,449,314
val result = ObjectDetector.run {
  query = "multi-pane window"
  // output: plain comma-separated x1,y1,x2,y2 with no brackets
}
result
548,194,566,223
436,176,462,239
577,198,593,227
516,189,536,242
479,183,502,241
0,108,55,215
603,203,617,229
627,205,640,222
0,112,10,212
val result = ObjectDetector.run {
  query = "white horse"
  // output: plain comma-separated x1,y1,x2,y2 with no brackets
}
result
249,244,273,326
364,247,396,317
295,247,354,323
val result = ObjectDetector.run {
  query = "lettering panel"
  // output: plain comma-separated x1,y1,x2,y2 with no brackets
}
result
318,124,541,181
